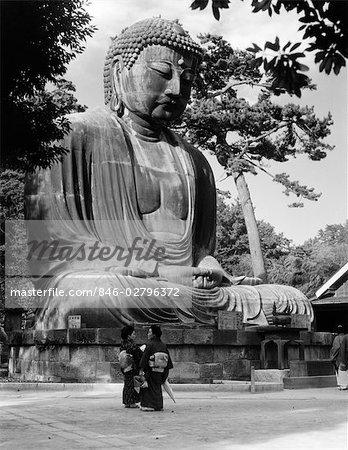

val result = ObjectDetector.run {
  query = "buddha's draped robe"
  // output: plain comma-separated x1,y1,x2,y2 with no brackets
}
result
25,108,313,328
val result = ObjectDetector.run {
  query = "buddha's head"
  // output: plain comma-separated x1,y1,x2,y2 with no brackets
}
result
104,18,203,124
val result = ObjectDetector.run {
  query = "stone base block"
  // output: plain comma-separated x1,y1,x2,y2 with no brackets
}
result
284,375,336,389
223,359,261,380
300,331,333,346
32,375,62,383
171,362,200,380
199,363,223,379
289,360,335,377
254,369,290,383
254,382,283,392
0,367,8,378
304,345,331,361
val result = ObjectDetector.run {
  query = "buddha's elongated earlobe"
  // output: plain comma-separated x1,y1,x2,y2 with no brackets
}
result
110,57,125,117
110,92,124,117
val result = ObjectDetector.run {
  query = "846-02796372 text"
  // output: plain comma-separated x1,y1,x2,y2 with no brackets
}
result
9,287,181,298
89,287,180,297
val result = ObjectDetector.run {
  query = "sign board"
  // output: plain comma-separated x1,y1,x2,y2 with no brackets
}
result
218,310,243,330
291,314,311,330
68,315,81,329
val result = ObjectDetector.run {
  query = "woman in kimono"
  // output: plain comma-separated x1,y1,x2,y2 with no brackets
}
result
120,325,143,408
139,325,173,411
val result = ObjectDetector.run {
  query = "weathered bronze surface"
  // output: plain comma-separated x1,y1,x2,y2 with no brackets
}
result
25,18,313,329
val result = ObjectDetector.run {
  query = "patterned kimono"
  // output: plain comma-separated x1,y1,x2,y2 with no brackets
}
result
139,337,173,411
120,339,143,406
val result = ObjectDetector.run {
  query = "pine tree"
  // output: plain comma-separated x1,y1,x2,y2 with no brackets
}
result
174,35,333,280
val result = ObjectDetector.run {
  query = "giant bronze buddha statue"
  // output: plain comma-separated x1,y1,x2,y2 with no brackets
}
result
25,18,313,329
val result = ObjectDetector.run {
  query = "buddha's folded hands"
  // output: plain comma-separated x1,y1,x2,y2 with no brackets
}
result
157,265,223,289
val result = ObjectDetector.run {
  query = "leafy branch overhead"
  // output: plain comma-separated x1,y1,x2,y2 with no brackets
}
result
246,38,311,97
190,0,347,95
1,0,96,171
273,173,321,208
191,0,231,20
7,80,87,172
175,34,333,207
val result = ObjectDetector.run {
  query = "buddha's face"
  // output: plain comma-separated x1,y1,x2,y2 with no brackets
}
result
115,45,198,123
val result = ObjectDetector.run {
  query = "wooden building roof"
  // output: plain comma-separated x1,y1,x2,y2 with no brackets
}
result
312,262,348,305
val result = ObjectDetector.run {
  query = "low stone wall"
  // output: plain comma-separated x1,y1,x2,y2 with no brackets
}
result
8,327,334,383
299,330,332,360
289,360,335,377
8,327,261,383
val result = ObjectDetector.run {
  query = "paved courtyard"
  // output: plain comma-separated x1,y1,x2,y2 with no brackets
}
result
0,385,347,449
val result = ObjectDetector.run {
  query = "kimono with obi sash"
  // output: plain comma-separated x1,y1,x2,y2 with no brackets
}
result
139,336,173,410
120,339,143,406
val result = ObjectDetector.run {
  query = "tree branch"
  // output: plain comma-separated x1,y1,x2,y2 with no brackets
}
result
228,122,288,163
244,157,274,179
245,122,288,145
207,79,272,98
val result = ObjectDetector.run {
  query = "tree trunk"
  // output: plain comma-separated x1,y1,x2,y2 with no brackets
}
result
233,171,268,282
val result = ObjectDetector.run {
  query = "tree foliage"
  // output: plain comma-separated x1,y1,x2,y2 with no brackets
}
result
3,80,87,171
177,34,333,207
0,171,25,221
1,0,96,171
216,191,348,297
173,33,333,279
190,0,348,96
215,191,291,276
0,170,26,323
0,80,86,319
268,222,348,297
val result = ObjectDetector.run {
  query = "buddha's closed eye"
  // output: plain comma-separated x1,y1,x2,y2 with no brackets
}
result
147,61,172,79
147,61,196,83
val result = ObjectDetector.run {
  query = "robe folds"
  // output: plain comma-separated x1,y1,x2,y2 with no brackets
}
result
25,107,313,328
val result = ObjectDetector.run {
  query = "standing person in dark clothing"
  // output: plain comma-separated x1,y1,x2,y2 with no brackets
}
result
139,325,173,411
338,331,348,390
330,325,345,382
120,325,143,408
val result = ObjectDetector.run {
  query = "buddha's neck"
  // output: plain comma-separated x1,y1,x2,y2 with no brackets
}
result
124,111,162,142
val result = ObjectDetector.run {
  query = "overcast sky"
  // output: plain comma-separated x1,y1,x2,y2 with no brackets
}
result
65,0,347,245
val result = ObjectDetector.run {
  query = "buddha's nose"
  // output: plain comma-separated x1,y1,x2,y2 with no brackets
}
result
165,71,180,97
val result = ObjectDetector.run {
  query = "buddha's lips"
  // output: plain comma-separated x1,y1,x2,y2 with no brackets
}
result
157,98,180,106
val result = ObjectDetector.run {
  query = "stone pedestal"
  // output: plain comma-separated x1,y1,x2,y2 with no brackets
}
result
289,360,335,377
8,326,262,383
8,326,334,384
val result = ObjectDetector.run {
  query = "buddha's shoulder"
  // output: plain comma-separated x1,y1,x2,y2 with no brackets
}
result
66,107,122,134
